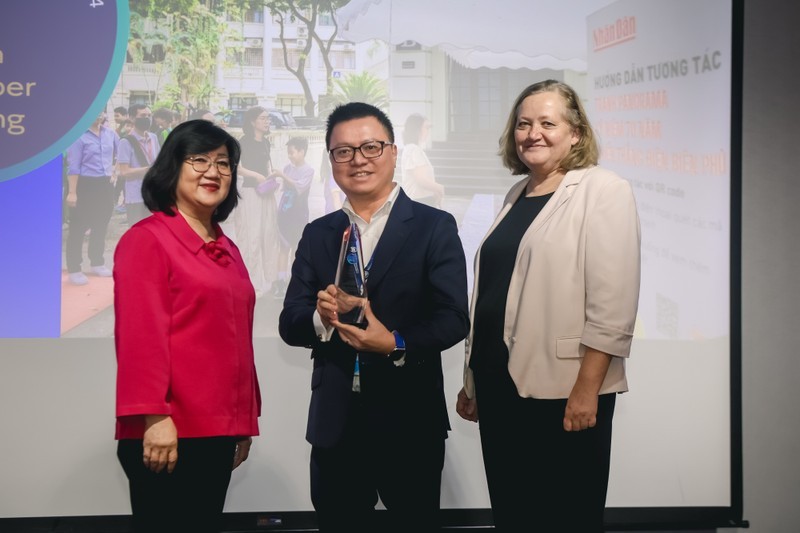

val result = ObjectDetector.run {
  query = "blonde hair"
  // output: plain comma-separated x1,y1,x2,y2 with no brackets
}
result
499,80,599,175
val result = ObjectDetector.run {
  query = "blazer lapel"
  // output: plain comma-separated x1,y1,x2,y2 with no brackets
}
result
325,211,351,268
528,167,589,234
364,190,414,292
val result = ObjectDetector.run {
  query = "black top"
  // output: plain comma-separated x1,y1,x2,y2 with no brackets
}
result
239,135,272,188
470,192,553,372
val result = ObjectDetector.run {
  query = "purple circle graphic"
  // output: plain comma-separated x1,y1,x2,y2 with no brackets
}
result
0,0,126,180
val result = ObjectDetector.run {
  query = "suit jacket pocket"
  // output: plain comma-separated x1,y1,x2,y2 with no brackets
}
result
555,336,584,359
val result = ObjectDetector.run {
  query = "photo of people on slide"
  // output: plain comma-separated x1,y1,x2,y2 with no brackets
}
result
53,0,730,346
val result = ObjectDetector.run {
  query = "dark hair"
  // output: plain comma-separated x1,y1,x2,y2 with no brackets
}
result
402,113,426,145
114,106,128,116
153,107,173,121
325,102,394,149
142,120,241,223
499,79,599,175
189,109,213,121
242,106,268,137
287,136,308,154
128,103,150,118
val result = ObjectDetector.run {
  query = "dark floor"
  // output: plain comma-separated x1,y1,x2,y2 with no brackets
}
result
0,513,724,533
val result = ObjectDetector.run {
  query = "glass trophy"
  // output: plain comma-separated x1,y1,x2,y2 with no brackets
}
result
333,222,368,328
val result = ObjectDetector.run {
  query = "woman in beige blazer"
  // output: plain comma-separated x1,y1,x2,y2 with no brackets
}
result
456,80,641,532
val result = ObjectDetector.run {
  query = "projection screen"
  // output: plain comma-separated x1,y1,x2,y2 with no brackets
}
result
0,0,743,529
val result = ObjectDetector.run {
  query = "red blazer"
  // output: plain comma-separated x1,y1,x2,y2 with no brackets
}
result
114,210,261,439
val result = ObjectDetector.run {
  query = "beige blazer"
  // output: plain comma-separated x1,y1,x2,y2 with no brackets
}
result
463,166,641,399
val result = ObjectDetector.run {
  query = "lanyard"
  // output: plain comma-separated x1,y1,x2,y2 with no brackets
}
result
353,250,376,392
364,253,374,280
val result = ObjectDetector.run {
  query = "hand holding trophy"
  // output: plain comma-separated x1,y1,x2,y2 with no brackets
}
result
333,222,368,328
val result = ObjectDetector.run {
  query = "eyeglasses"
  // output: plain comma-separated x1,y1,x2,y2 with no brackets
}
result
185,156,233,176
329,141,393,163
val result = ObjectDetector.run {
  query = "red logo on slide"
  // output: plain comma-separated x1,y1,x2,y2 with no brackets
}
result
593,16,637,52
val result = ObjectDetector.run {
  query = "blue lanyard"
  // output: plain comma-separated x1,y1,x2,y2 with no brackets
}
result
364,253,374,280
353,251,375,386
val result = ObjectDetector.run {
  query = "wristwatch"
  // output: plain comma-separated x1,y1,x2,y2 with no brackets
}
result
389,330,406,361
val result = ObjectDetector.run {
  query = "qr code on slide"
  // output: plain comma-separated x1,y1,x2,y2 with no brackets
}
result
656,292,678,338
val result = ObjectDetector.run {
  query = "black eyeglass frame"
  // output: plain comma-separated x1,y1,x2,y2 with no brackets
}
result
328,141,394,163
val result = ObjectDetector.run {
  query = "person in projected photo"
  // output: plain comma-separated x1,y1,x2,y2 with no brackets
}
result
455,80,641,532
152,107,174,145
114,120,261,533
234,105,281,297
401,113,444,208
273,136,314,299
279,102,469,533
64,110,118,285
117,118,134,138
320,146,345,214
190,108,217,123
114,106,128,131
117,104,160,226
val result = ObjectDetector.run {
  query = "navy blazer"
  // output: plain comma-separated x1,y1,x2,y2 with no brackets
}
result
279,189,470,448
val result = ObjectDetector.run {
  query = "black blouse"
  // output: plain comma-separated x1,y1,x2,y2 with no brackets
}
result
239,135,272,188
470,192,553,372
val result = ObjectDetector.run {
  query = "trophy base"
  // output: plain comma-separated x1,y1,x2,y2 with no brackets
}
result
338,310,368,330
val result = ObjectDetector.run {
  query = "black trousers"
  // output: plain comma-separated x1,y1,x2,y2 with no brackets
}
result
474,367,616,533
310,392,445,533
125,202,150,226
65,177,114,273
117,437,237,533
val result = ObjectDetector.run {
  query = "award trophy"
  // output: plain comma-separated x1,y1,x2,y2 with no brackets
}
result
333,222,368,328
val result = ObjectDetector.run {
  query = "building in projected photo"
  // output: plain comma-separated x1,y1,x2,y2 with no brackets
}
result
110,4,371,123
108,0,598,197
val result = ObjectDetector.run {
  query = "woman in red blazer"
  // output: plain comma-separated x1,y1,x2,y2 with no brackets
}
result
114,119,261,533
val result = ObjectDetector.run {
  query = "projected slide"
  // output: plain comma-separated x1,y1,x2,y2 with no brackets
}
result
589,0,730,341
0,0,127,337
587,0,733,509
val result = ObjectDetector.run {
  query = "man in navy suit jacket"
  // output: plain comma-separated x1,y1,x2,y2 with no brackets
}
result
279,103,469,533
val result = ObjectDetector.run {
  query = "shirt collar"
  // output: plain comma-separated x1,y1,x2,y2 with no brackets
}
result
86,125,112,138
342,183,400,225
130,130,152,142
153,209,228,256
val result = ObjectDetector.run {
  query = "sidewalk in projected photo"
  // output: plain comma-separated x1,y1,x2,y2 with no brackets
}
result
60,271,114,335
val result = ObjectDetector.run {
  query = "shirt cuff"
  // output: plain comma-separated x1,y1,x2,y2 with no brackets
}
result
313,310,334,342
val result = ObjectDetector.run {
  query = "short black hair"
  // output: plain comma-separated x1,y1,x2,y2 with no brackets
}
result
189,108,213,121
153,107,173,121
287,136,308,154
128,103,150,118
114,106,128,116
325,102,394,149
142,120,241,223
